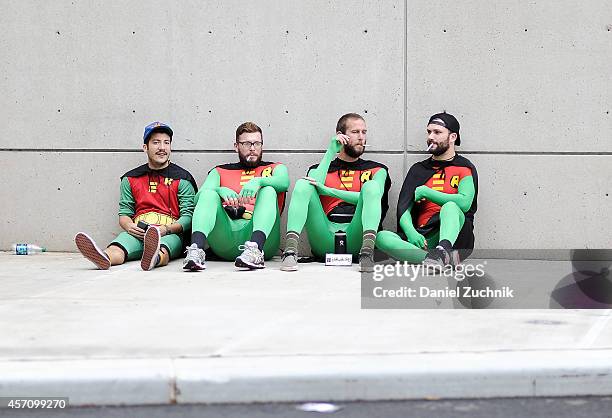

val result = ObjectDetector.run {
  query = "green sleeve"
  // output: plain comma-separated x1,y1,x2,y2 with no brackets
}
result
195,168,221,204
309,136,342,183
176,180,196,231
202,168,221,190
399,208,419,237
372,168,388,193
313,168,387,206
420,176,475,212
118,177,135,217
258,164,290,192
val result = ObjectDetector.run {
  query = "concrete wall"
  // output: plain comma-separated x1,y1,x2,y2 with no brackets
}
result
1,0,610,252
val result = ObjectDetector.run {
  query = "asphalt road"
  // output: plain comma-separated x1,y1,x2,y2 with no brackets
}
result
2,397,612,418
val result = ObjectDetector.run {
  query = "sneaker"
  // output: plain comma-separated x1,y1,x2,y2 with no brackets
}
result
280,250,298,271
448,249,461,268
235,241,265,269
422,246,446,270
422,246,461,270
183,243,206,271
141,226,161,271
75,232,111,270
359,250,374,273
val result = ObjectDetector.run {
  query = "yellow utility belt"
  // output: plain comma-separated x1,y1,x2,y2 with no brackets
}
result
134,212,177,226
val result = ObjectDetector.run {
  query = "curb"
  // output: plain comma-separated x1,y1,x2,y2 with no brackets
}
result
1,349,612,406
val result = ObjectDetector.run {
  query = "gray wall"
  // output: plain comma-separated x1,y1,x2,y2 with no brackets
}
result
1,1,610,252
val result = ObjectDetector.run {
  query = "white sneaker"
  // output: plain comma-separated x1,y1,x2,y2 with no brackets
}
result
183,243,206,271
235,241,265,269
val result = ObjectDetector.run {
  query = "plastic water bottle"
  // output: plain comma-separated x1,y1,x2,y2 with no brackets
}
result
11,243,47,255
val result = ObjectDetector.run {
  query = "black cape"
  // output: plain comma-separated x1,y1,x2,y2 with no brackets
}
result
213,160,278,172
121,162,198,192
396,155,478,251
309,157,392,229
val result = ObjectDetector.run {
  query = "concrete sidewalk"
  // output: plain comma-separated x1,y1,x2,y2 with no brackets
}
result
0,252,611,406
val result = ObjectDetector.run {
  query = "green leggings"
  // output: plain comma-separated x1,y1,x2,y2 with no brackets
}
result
376,201,465,263
192,185,280,260
286,179,383,258
110,231,183,261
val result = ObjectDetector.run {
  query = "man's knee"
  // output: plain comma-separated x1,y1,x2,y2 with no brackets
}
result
199,188,221,202
294,178,314,193
257,185,276,199
360,180,381,199
290,179,315,201
375,230,394,247
440,201,461,215
253,186,277,210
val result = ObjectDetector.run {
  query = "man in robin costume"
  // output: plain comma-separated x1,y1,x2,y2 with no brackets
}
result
183,122,289,271
279,113,391,273
75,122,197,271
376,112,478,266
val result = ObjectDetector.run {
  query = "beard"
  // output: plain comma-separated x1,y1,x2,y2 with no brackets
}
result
430,137,450,156
343,143,364,159
238,152,262,168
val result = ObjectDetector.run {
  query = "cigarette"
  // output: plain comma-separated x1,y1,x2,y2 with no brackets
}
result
427,143,434,151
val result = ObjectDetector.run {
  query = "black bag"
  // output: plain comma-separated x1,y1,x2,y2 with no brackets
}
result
224,205,246,220
327,203,356,223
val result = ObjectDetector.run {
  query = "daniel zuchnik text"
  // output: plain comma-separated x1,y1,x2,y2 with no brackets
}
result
372,286,514,298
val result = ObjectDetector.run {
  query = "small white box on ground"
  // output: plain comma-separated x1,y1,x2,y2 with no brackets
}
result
325,253,353,266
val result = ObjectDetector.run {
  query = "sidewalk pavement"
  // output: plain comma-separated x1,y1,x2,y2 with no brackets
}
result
0,251,611,406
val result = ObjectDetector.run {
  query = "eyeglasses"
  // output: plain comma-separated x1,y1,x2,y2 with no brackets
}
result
237,141,263,149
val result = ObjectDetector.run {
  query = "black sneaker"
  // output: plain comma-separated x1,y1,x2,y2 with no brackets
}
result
423,246,460,269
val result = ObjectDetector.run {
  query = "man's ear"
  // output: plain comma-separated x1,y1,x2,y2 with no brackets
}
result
449,132,458,143
143,143,148,152
233,141,239,153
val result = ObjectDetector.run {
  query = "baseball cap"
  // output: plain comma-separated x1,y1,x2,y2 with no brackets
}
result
143,121,173,144
428,112,461,146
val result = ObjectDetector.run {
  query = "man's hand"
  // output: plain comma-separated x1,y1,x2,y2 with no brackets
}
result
218,187,240,207
160,225,171,237
330,134,349,154
239,178,261,201
126,222,146,240
414,185,431,203
406,229,428,250
303,176,328,194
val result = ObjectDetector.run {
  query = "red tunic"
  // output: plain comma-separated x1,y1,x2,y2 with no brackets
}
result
319,166,385,215
215,162,286,213
415,166,472,227
128,174,181,223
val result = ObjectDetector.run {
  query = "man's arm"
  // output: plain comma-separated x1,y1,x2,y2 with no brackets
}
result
414,176,475,212
308,168,388,206
398,209,427,249
200,168,221,192
308,135,346,183
118,177,146,240
239,164,290,199
198,167,241,207
161,180,196,236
